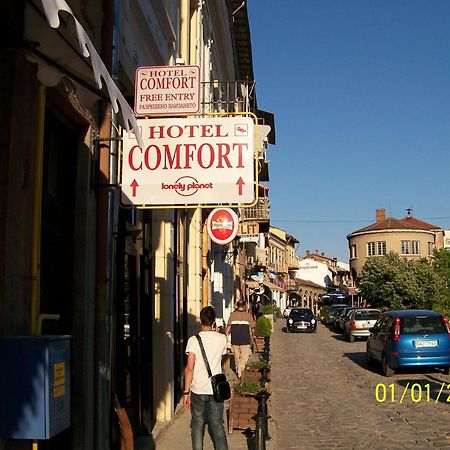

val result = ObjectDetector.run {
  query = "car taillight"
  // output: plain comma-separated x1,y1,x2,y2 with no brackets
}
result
350,321,356,330
442,316,450,334
393,317,401,342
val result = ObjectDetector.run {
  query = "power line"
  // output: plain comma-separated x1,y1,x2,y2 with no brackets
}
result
271,216,450,224
271,219,369,223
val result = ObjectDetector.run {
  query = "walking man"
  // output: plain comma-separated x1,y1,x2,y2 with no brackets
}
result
226,300,255,379
183,306,228,450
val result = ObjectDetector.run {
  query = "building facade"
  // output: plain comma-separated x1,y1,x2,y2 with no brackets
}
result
347,208,445,279
0,1,273,449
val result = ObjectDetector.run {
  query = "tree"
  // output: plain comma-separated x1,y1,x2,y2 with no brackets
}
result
432,248,450,315
357,252,446,311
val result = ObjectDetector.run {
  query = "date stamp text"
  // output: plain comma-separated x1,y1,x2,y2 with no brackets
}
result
375,382,450,403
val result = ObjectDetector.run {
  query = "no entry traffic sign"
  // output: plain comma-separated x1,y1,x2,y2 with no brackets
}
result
121,116,256,208
206,208,239,245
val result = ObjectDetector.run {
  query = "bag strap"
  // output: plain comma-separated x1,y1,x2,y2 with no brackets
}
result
195,334,212,378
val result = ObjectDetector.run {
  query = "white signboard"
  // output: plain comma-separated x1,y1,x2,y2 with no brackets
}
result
134,65,200,116
121,116,256,207
444,230,450,248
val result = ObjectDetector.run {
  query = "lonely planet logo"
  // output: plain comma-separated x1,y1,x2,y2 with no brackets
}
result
161,176,213,197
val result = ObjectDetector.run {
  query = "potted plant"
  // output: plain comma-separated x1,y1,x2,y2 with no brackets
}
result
261,304,274,315
228,379,260,433
255,315,272,337
253,315,272,353
242,358,271,383
274,306,282,319
261,304,275,326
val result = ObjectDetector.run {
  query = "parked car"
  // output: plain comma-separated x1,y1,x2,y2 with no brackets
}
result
324,304,348,326
283,305,296,318
286,308,317,333
366,310,450,377
344,308,381,343
337,306,358,332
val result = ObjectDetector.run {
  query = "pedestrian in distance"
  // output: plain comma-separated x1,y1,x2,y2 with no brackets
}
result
183,306,228,450
226,300,255,379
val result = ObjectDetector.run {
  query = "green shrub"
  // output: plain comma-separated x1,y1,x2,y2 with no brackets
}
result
320,305,330,319
245,359,270,371
233,379,260,395
274,306,282,315
261,304,274,315
255,315,272,337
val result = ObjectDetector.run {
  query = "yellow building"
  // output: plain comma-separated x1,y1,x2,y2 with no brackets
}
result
347,208,444,279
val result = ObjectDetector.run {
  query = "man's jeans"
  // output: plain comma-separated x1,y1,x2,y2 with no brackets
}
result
190,392,228,450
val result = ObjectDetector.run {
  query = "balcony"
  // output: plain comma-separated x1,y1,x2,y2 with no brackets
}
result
288,279,302,292
241,198,270,222
200,80,256,114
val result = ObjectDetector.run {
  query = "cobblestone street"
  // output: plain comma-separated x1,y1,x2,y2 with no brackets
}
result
270,320,450,449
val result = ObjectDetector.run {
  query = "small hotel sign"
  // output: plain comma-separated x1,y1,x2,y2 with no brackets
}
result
134,65,200,116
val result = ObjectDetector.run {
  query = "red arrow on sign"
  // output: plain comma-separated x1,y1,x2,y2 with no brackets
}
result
236,177,245,195
130,179,139,197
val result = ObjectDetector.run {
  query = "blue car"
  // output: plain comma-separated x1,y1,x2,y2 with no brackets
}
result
366,310,450,377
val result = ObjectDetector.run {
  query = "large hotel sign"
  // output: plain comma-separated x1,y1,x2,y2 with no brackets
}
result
121,116,256,208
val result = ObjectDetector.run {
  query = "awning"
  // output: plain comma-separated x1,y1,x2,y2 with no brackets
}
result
263,280,284,292
41,0,144,147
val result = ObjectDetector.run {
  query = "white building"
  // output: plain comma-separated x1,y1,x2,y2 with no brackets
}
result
296,258,333,288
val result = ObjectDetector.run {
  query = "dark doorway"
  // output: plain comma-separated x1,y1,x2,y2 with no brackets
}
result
39,105,78,449
115,211,155,437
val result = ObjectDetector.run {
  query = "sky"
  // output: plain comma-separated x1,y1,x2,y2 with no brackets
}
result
247,0,450,262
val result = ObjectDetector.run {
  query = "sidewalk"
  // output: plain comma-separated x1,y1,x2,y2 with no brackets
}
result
142,348,277,450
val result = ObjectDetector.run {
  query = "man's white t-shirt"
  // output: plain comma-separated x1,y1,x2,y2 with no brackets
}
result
185,331,227,395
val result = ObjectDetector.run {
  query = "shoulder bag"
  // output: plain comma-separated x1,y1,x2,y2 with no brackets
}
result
195,334,231,402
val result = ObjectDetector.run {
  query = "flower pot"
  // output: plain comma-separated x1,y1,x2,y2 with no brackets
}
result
253,337,265,353
228,393,258,433
242,369,260,382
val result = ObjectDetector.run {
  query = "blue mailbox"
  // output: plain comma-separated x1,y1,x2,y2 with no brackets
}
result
0,336,71,439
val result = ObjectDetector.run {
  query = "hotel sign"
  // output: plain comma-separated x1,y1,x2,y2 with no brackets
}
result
121,116,256,207
134,65,200,116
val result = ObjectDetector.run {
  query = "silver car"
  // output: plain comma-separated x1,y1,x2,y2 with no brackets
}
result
345,309,381,343
337,306,358,332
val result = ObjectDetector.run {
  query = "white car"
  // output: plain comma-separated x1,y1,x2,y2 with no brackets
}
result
283,305,296,318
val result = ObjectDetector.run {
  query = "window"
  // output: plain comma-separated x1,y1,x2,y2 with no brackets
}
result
401,240,410,255
401,240,420,255
377,241,386,255
367,242,375,256
400,316,446,335
350,244,357,259
428,242,434,256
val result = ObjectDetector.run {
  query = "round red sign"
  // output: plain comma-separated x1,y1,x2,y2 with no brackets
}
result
206,208,239,245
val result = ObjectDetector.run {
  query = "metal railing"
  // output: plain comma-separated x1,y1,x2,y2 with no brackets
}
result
200,80,256,114
241,198,270,221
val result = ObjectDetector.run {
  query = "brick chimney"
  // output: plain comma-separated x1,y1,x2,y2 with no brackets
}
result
376,208,386,223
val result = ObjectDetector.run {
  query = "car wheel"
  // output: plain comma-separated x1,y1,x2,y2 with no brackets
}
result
382,354,394,377
348,333,355,343
443,367,449,375
286,327,290,333
365,351,373,366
